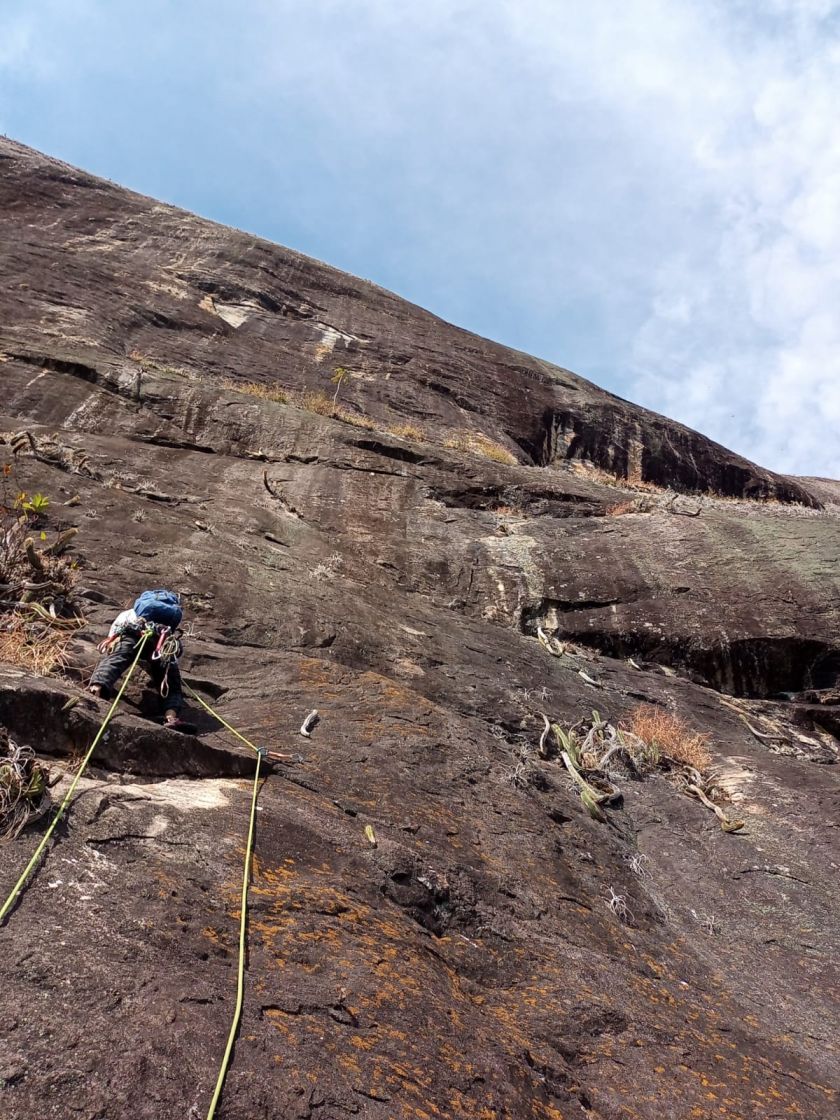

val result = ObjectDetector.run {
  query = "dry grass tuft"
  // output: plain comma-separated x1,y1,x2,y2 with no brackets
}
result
472,434,518,464
218,381,523,464
0,614,82,675
130,350,190,377
567,461,664,492
221,378,384,429
387,422,427,443
300,390,335,416
223,379,288,405
443,430,518,465
335,409,377,430
623,704,712,771
1,455,86,679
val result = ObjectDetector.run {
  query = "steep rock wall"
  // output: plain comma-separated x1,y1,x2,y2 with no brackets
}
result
0,140,839,1120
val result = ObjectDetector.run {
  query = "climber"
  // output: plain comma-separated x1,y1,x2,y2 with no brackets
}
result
88,590,192,732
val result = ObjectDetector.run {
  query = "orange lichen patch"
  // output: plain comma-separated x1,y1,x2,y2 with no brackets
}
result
338,1053,362,1075
150,866,178,895
201,925,233,951
296,655,343,689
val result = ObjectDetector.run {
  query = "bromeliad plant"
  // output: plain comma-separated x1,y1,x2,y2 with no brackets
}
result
1,456,78,608
539,708,744,832
0,729,51,841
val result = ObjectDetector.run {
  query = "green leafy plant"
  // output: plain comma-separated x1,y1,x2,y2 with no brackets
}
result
20,492,49,515
551,723,580,766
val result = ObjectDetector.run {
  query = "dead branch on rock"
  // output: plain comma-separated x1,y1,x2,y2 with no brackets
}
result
1,429,98,478
739,714,790,744
536,626,601,668
685,782,744,832
538,713,551,757
263,470,302,517
537,626,566,657
605,886,634,924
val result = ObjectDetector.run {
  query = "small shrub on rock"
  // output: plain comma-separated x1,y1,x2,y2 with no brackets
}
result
623,704,712,772
0,449,85,676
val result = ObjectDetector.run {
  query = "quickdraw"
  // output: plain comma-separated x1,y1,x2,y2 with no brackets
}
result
96,623,151,657
96,631,123,656
151,628,182,699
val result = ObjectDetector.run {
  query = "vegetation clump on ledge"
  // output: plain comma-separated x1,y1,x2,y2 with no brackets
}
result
222,378,519,464
0,438,85,674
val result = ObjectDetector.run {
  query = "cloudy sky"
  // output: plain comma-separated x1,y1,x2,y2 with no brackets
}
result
1,0,838,477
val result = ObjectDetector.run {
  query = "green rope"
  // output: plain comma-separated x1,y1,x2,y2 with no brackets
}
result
183,683,264,1120
0,628,151,926
184,683,264,755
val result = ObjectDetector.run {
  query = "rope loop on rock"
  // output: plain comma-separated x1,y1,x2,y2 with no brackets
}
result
0,627,152,925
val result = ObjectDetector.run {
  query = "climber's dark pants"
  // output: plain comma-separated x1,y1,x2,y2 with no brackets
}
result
91,633,183,714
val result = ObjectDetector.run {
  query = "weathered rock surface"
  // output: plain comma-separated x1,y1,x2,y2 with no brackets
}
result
1,137,839,1119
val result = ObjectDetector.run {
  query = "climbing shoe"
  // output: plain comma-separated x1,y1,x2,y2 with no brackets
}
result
154,717,198,735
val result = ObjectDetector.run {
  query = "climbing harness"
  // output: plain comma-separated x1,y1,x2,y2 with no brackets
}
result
0,627,152,925
96,622,182,701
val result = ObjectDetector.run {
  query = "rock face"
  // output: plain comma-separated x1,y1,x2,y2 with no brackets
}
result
1,137,839,1120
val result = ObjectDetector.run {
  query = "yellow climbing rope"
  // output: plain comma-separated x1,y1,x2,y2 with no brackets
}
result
0,628,152,926
1,666,266,1120
183,683,264,1120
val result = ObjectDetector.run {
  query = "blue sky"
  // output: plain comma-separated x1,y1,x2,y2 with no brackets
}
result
2,0,839,477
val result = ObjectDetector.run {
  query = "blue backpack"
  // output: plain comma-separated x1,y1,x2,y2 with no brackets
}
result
134,589,182,629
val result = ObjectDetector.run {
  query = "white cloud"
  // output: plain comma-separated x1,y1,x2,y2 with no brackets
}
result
626,8,840,476
231,0,840,476
1,0,839,476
